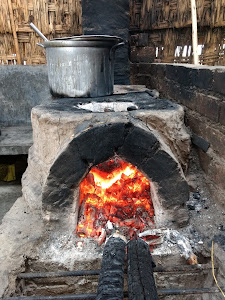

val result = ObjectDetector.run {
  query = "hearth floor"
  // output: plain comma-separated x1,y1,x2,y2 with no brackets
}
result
12,262,222,299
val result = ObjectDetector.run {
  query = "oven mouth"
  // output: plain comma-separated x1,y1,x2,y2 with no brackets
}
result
76,156,155,245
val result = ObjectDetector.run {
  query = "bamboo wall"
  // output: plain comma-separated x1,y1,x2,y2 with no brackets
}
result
1,0,225,66
130,0,225,65
0,0,82,65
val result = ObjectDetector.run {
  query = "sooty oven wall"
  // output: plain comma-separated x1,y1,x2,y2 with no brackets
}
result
82,0,130,85
42,120,189,228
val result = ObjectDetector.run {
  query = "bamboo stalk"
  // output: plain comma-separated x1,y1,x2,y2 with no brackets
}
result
190,0,199,64
7,0,22,64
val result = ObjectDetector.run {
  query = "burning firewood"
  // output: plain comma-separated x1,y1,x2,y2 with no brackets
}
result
77,157,155,241
96,228,106,246
78,199,86,221
96,235,126,300
139,228,166,237
127,238,158,300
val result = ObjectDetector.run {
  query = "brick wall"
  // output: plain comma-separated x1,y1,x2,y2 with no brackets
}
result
131,63,225,209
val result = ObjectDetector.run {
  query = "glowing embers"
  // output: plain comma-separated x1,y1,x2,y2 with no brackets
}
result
76,156,155,241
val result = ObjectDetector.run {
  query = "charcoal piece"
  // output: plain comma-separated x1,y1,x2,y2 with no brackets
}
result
127,238,158,300
96,236,126,300
78,200,86,219
187,202,196,210
193,192,201,200
218,224,225,231
96,157,123,173
127,105,138,111
191,133,210,153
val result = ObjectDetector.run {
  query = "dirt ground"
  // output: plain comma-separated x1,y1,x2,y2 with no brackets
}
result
185,148,225,248
182,147,225,287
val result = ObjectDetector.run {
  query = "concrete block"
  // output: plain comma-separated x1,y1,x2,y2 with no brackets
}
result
198,149,212,174
219,102,225,127
176,66,192,87
0,65,52,126
213,69,225,95
179,86,196,110
139,63,152,75
165,64,178,82
130,63,140,80
195,92,220,123
0,126,32,155
186,111,225,160
209,159,225,190
190,68,213,90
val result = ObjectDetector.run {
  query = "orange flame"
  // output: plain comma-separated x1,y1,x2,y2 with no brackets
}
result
76,157,154,239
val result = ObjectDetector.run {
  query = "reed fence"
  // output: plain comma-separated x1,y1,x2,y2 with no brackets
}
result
130,0,225,65
1,0,225,66
0,0,82,65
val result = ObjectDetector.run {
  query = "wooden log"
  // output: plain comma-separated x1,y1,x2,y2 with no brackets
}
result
127,238,158,300
97,228,106,246
96,236,126,300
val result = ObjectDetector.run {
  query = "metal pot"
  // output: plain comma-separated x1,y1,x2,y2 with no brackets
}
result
38,35,124,98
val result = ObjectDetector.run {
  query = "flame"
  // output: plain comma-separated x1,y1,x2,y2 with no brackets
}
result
76,157,154,240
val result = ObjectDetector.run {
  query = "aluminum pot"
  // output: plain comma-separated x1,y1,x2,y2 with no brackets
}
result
38,35,124,98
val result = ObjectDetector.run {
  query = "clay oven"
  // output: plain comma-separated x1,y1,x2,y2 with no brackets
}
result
22,89,191,244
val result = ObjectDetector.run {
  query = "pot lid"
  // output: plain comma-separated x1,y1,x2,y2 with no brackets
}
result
52,35,123,41
43,35,123,48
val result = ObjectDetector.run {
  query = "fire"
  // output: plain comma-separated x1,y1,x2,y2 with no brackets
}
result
76,157,154,240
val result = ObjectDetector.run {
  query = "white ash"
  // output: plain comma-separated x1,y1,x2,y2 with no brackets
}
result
38,233,103,270
106,220,113,230
76,102,138,112
165,230,194,260
145,229,202,260
37,228,200,269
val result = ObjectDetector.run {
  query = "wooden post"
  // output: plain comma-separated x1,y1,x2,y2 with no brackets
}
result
190,0,199,64
7,0,22,64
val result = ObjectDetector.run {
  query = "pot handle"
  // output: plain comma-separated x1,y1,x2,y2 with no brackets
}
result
109,42,125,60
37,42,45,48
30,22,49,42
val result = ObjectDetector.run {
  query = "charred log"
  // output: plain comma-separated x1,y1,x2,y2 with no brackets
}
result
96,236,126,300
127,238,158,300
